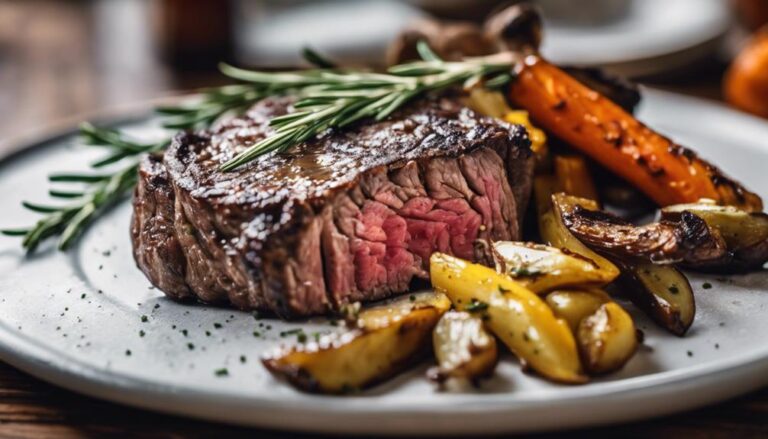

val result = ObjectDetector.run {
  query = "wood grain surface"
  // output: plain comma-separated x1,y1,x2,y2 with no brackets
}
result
1,1,767,438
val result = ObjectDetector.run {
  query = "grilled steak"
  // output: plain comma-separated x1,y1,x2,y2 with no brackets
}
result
131,95,533,317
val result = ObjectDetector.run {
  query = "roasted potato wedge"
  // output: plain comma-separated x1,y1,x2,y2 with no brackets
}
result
546,290,638,374
492,241,615,293
578,302,638,374
618,264,695,336
545,289,612,332
262,291,450,393
534,177,620,281
430,252,587,384
428,310,498,384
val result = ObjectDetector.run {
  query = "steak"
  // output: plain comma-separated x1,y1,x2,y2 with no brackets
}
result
131,95,533,317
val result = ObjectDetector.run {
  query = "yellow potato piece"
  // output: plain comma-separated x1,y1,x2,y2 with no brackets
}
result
262,292,450,393
492,241,615,294
621,264,695,336
578,302,638,374
430,252,587,384
429,310,498,384
546,290,638,374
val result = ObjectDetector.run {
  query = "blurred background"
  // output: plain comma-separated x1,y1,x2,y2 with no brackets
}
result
2,0,768,142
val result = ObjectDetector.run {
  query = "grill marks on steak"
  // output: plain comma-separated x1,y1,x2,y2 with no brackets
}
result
131,96,533,317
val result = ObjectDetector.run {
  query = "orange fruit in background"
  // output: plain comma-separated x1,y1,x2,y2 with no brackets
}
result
724,28,768,119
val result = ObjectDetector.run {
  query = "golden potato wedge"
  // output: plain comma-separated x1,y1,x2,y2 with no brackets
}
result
430,252,587,384
534,177,620,281
492,241,615,293
262,291,450,393
578,302,638,374
546,290,638,374
619,264,695,336
428,310,498,384
545,289,612,332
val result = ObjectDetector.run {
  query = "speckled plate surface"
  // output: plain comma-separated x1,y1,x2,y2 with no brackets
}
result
1,89,767,435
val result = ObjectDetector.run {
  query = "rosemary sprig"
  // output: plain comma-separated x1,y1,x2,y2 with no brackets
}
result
1,84,269,251
219,42,515,170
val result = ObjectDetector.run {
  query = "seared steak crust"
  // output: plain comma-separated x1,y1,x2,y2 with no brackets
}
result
132,96,533,317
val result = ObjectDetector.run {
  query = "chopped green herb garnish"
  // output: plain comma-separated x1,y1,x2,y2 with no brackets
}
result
280,328,303,337
409,295,416,302
125,349,132,356
181,329,188,337
214,368,229,377
668,285,679,294
139,330,145,337
465,300,489,313
140,315,148,322
213,323,222,329
187,343,195,350
510,267,540,277
702,282,712,290
240,355,247,363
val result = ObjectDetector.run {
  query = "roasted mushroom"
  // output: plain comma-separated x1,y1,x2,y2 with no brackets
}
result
557,194,728,266
662,200,768,271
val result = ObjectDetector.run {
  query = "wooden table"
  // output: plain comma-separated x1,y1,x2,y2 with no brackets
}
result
1,1,767,437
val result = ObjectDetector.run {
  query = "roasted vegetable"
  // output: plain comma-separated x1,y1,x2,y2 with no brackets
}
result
262,291,450,393
504,110,548,170
464,88,549,170
534,176,620,279
662,200,768,270
557,194,728,265
428,310,498,384
545,192,695,335
491,241,615,293
662,200,768,248
554,155,599,202
508,56,763,212
546,290,638,374
618,264,695,336
430,252,587,383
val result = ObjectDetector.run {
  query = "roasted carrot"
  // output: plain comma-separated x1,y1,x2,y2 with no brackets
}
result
508,56,763,212
554,155,599,203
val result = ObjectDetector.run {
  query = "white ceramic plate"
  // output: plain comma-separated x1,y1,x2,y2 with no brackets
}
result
1,89,767,435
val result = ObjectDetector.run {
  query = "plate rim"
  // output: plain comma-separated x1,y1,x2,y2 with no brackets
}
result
1,88,768,435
